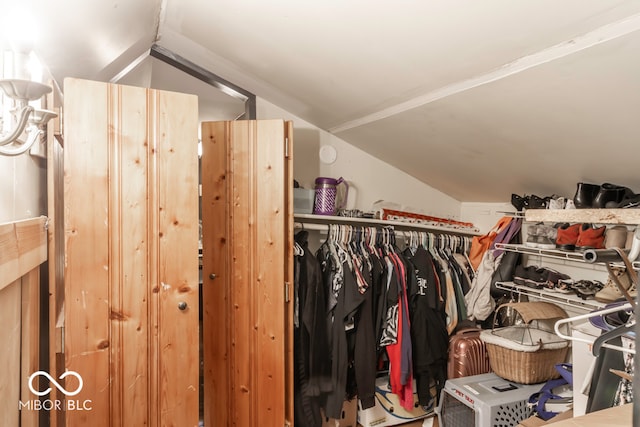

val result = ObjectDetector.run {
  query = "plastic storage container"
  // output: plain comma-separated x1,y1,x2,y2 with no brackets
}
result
294,188,315,214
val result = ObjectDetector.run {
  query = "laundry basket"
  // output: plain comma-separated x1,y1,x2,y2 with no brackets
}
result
480,302,569,384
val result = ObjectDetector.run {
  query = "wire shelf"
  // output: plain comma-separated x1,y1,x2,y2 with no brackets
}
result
495,281,606,312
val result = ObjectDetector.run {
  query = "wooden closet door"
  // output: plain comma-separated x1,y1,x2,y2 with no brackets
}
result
63,78,199,426
201,120,294,427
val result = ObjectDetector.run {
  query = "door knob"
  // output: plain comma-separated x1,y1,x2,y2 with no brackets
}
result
178,301,188,311
209,273,216,280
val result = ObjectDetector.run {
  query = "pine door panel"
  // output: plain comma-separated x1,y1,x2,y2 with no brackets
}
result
64,78,199,426
201,120,293,427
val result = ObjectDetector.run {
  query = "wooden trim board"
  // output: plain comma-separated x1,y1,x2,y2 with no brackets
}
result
0,217,48,291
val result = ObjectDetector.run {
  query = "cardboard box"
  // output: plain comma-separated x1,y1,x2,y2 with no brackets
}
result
322,398,358,427
517,409,573,427
357,376,431,427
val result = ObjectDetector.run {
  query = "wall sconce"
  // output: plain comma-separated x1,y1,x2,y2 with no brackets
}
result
0,78,57,156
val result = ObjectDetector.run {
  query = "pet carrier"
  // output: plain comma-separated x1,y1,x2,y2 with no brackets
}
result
436,372,541,427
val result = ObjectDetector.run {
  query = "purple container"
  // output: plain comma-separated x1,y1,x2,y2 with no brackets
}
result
313,177,349,215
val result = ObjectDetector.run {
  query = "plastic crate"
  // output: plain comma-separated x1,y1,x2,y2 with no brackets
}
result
436,372,541,427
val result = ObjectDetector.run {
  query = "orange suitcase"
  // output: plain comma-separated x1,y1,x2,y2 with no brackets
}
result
447,328,492,379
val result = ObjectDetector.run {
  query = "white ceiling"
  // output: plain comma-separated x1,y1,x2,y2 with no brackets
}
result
4,0,640,202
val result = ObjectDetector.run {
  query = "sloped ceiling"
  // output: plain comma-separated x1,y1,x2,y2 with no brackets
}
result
5,0,640,203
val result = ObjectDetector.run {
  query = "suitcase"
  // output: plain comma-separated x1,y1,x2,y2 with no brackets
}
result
447,328,492,379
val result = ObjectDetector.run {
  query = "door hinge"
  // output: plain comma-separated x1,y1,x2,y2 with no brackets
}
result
285,282,290,303
285,137,290,158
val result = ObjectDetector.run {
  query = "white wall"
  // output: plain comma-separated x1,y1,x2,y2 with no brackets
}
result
0,154,46,223
0,50,48,224
461,201,515,234
257,98,464,221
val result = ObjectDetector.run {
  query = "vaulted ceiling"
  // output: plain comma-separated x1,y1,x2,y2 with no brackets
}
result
5,0,640,202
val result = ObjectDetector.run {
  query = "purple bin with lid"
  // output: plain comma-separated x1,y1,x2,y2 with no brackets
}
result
313,177,349,215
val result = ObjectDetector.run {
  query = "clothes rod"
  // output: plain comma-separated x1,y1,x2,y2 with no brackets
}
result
294,221,473,239
293,213,480,237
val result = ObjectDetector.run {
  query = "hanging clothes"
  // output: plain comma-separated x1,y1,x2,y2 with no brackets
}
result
318,226,378,419
464,250,500,322
294,230,330,427
612,335,634,406
403,245,449,408
384,248,414,411
296,223,473,419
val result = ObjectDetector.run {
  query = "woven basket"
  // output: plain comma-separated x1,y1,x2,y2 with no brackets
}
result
480,302,569,384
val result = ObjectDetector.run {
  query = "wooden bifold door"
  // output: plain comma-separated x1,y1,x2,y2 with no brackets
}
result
60,79,293,426
62,78,200,426
200,120,294,427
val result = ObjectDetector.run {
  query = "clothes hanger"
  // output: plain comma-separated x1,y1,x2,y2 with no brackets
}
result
592,319,636,357
554,302,635,355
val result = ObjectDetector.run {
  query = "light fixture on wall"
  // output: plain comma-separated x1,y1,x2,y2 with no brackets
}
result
0,5,57,156
0,78,57,156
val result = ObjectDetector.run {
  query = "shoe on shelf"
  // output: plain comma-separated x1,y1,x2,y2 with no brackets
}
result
514,265,537,286
545,269,571,289
513,265,569,290
525,223,542,248
594,267,636,303
525,223,557,249
575,224,606,251
572,280,605,300
573,183,600,209
547,195,567,210
527,194,548,210
617,192,640,209
524,267,552,289
553,278,574,294
538,224,558,249
556,223,581,251
604,226,629,249
592,183,634,208
564,199,576,209
511,193,527,211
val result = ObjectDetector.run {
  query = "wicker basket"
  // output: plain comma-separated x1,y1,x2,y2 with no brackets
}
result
480,302,569,384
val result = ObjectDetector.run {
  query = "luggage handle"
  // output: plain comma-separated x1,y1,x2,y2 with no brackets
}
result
455,327,481,336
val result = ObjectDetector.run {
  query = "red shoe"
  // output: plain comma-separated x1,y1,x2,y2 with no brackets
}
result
555,223,581,251
576,224,606,251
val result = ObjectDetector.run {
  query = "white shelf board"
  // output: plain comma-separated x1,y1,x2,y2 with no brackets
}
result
294,213,480,236
525,209,640,225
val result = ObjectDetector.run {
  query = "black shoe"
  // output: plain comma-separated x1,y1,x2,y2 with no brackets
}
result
524,267,551,289
571,280,604,300
527,194,547,209
573,183,600,209
513,264,534,286
592,183,632,208
616,192,640,209
511,193,526,211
